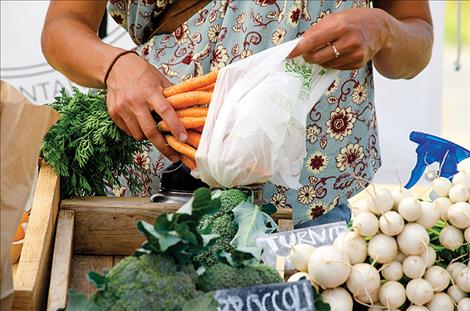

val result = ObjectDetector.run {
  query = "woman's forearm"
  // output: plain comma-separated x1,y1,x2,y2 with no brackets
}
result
373,3,433,79
41,2,124,88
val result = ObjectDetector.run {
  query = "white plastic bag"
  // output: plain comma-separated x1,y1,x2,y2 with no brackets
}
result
194,39,339,189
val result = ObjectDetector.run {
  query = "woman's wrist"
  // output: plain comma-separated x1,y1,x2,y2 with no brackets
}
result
104,50,140,89
372,8,394,54
105,51,142,90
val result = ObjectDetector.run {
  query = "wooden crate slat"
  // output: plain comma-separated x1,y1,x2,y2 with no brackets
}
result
70,256,113,296
47,210,75,311
13,163,60,311
61,198,180,255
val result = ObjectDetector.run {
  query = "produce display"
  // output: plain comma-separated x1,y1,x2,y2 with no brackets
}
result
284,168,470,311
64,188,292,311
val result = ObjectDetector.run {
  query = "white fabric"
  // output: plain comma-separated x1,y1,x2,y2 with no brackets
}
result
194,39,339,189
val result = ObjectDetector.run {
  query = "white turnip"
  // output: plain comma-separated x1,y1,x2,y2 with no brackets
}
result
424,266,450,292
448,262,467,283
433,177,453,197
449,184,470,203
395,250,407,263
458,298,470,311
403,256,426,279
453,171,470,187
456,267,470,293
353,212,379,237
379,281,406,309
287,272,312,283
417,201,440,229
432,197,452,220
368,234,397,264
333,231,368,265
406,278,434,306
367,188,394,215
290,244,315,272
425,293,454,311
346,263,381,304
391,188,413,210
406,307,429,311
398,197,423,222
381,261,403,281
379,211,404,236
351,197,370,216
439,225,464,250
307,245,351,289
321,288,353,311
448,285,467,304
419,246,436,268
397,223,430,255
447,202,470,229
465,227,470,243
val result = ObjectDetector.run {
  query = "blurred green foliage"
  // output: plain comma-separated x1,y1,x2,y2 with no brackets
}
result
445,2,470,45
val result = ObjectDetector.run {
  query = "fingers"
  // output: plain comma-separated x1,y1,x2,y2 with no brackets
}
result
133,106,180,162
302,42,344,65
148,93,188,142
289,17,340,59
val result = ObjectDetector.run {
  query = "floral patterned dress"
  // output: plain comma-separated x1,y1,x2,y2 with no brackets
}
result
107,0,381,226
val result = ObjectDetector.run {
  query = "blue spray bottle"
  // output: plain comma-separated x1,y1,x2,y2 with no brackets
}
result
404,131,470,189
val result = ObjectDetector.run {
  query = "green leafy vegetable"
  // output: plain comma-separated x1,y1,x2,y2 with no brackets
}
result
230,202,278,258
41,88,150,198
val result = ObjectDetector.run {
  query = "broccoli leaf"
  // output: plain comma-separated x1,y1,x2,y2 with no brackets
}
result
230,202,278,259
61,290,99,311
87,271,107,291
260,203,277,216
182,292,219,311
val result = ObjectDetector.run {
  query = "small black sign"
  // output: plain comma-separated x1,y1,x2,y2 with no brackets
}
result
214,280,315,311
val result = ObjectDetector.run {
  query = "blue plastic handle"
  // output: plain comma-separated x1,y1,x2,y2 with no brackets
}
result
404,131,470,189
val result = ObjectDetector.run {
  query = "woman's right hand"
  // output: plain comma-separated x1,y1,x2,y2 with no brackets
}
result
105,52,187,162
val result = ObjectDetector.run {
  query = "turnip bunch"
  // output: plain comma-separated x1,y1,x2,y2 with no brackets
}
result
285,168,470,311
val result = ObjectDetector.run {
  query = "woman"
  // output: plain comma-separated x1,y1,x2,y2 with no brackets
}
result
42,0,433,227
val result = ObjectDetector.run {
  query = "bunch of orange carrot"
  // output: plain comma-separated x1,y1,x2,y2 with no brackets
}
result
158,70,218,170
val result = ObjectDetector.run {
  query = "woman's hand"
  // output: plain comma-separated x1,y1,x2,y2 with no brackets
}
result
289,2,433,79
289,8,390,70
105,53,187,162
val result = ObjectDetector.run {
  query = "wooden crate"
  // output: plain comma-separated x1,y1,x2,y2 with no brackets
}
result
12,163,60,311
46,195,293,311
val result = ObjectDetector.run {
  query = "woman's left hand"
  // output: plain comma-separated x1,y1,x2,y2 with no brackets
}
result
289,7,391,70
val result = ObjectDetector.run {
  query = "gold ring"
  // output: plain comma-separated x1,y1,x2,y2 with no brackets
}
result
327,42,341,58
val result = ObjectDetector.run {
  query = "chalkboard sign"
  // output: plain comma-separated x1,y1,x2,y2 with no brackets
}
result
214,280,314,311
256,221,348,269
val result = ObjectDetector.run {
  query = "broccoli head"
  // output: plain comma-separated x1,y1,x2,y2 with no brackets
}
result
219,189,247,213
91,254,198,311
196,263,283,292
194,189,246,268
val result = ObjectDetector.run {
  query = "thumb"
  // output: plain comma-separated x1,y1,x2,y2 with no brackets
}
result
288,36,306,59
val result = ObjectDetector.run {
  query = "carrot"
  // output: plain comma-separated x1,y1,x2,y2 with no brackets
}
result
193,126,205,133
194,83,215,92
181,155,197,170
166,135,196,160
163,70,218,97
167,91,212,109
186,131,201,148
175,107,208,118
157,117,206,132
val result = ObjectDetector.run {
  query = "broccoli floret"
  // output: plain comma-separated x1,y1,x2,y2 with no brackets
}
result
219,189,247,213
196,263,283,292
91,254,198,311
194,190,246,267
